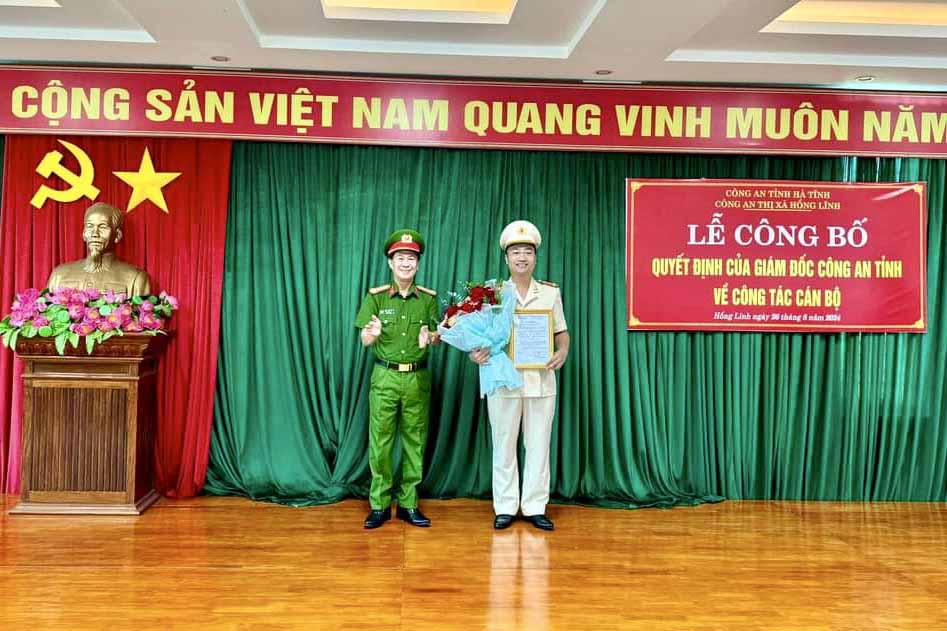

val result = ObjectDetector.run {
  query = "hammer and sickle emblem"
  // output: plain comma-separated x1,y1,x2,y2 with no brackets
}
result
29,140,101,209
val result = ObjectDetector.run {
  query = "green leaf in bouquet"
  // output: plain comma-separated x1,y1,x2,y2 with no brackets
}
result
132,295,143,305
54,333,67,355
38,325,53,337
1,331,9,348
68,331,80,348
99,305,112,316
9,330,18,351
85,331,101,354
148,296,159,304
21,323,36,338
101,330,118,343
55,309,71,323
51,321,70,336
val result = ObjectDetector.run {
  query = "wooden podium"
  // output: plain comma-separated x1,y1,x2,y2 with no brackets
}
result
10,333,167,515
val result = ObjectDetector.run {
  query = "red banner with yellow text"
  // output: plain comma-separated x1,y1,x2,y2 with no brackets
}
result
626,180,927,333
4,66,947,156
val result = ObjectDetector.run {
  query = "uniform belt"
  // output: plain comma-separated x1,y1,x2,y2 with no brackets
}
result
375,358,428,373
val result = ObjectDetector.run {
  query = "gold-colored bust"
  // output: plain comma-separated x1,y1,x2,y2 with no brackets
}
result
46,202,151,296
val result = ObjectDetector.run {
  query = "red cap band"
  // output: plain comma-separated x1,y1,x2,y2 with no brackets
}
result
387,241,421,255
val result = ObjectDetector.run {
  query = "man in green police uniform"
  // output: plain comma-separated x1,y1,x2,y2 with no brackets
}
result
355,229,440,529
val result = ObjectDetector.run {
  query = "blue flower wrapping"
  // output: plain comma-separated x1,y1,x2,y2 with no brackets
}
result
437,284,522,398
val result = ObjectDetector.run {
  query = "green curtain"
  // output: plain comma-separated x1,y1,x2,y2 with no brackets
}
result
204,143,947,506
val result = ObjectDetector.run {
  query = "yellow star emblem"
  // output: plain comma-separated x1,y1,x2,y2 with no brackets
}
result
113,148,182,213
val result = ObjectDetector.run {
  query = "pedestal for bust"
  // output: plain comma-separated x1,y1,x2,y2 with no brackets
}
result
9,334,167,515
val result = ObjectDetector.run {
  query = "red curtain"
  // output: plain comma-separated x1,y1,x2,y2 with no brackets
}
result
0,135,231,496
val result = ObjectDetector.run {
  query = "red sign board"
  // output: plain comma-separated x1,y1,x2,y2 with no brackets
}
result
626,180,927,332
2,66,947,156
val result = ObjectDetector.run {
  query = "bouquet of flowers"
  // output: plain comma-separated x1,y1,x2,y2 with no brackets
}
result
438,279,522,398
0,287,179,355
441,281,501,328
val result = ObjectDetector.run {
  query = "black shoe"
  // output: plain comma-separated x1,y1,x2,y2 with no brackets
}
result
525,514,554,531
364,507,391,529
396,506,431,527
493,514,515,530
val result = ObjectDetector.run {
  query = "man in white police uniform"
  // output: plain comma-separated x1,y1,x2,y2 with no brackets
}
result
470,220,570,531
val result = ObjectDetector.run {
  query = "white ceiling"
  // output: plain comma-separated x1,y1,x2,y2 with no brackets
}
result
0,0,946,91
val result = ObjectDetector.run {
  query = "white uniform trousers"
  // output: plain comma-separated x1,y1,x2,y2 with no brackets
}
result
487,394,556,516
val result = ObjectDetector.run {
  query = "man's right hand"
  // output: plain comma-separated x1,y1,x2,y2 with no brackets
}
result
362,315,382,344
469,348,491,365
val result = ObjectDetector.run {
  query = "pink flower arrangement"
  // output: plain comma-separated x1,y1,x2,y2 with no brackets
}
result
0,287,179,354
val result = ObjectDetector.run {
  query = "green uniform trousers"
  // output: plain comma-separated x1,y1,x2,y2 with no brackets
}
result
368,364,431,510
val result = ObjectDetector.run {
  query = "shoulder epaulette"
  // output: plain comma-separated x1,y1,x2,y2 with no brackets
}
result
368,285,390,295
416,285,437,296
537,280,559,288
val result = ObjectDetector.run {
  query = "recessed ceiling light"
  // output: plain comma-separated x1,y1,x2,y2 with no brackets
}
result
210,55,231,62
321,0,517,24
772,1,947,27
594,69,613,76
0,1,61,6
854,75,876,82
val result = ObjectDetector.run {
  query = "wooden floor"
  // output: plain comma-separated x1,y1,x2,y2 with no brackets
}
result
2,496,946,630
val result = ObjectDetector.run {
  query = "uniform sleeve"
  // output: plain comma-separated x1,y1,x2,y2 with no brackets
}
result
426,295,440,330
552,288,568,333
354,294,376,328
